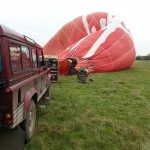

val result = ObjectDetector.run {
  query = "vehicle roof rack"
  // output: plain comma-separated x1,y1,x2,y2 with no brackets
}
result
24,35,36,45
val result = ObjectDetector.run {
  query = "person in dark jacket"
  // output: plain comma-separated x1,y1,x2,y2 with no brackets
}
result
66,57,77,75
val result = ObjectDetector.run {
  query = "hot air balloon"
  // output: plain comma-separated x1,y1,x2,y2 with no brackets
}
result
44,12,136,75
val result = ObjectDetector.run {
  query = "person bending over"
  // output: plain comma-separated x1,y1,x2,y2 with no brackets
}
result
66,57,77,75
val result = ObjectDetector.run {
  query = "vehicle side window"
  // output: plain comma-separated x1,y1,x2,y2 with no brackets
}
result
0,45,2,72
32,49,38,68
21,46,31,70
10,44,22,73
38,50,44,67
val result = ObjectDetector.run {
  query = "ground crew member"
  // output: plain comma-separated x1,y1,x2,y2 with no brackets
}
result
66,57,77,75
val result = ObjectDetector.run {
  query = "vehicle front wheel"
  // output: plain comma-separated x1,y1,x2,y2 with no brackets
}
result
44,87,51,100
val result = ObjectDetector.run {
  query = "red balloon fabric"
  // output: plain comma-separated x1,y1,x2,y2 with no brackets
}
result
44,12,136,74
59,59,71,76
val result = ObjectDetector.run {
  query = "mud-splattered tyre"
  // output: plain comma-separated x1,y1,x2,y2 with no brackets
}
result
20,100,36,143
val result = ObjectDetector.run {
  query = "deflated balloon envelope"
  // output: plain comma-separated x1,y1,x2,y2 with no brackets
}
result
44,12,136,75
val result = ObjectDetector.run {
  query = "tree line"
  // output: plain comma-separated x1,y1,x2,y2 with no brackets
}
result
136,53,150,60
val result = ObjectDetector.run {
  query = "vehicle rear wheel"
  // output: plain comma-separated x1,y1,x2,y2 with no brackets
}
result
20,100,36,143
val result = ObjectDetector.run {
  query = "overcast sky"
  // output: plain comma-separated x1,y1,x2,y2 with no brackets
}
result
1,0,150,56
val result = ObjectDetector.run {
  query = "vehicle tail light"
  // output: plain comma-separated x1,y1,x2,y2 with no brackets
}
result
5,113,11,119
5,120,12,125
5,113,13,125
0,114,2,121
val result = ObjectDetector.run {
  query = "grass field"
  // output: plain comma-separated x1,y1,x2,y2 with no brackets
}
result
25,61,150,150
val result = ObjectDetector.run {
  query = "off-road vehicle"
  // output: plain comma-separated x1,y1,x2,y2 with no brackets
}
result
0,24,51,142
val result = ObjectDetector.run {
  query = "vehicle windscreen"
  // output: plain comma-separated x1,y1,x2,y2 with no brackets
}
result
0,45,2,72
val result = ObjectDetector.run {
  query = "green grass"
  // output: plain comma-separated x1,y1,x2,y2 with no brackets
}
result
25,61,150,150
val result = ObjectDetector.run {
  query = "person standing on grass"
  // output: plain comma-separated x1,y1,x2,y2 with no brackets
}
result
66,57,78,75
